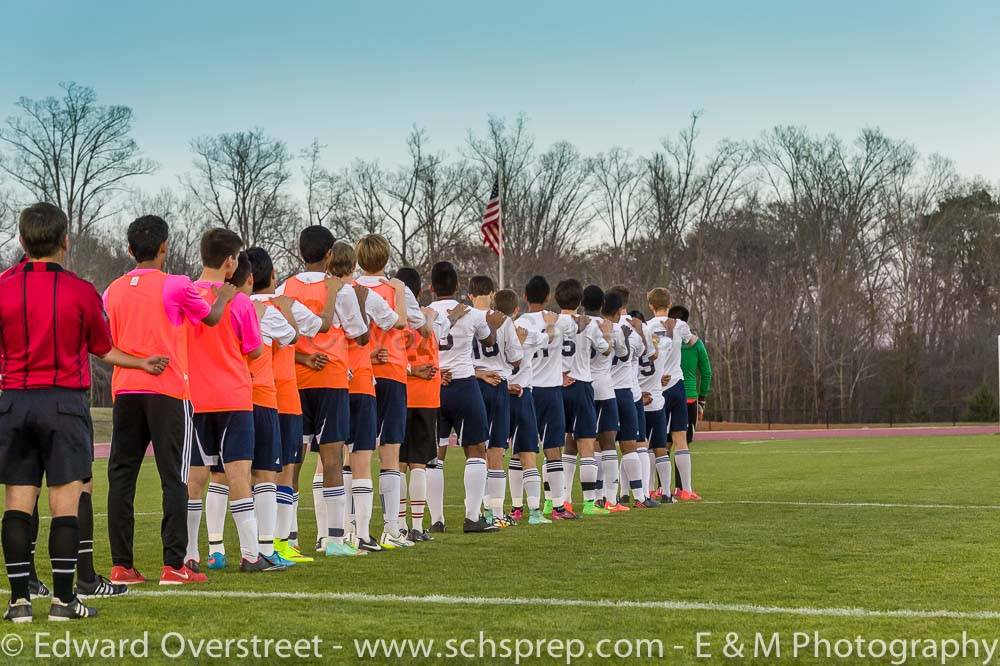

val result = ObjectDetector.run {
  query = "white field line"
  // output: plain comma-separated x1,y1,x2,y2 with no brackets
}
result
100,589,1000,621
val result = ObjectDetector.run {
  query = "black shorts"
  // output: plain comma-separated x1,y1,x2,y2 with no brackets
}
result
278,413,304,466
0,388,93,487
401,408,438,465
299,387,350,446
252,405,282,472
479,378,511,449
375,378,407,445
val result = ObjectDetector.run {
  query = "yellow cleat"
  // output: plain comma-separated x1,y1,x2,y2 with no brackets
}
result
274,539,314,563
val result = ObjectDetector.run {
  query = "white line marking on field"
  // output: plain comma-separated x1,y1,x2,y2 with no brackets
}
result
115,589,1000,621
704,500,1000,511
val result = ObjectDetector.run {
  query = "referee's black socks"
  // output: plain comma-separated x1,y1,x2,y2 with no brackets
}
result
77,492,95,583
2,510,32,602
49,516,80,604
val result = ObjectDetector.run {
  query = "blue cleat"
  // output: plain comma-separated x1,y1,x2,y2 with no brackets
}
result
206,551,227,570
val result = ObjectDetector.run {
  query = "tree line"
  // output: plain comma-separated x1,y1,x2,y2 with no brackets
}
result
1,82,997,423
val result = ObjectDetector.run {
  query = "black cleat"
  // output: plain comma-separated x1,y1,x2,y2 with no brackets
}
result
239,555,287,573
357,538,383,553
4,598,32,623
429,521,446,533
642,498,661,508
48,597,97,621
463,517,499,533
28,578,51,599
75,574,128,599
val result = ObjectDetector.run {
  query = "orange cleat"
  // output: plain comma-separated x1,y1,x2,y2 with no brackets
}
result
562,502,574,514
676,490,702,502
159,564,208,585
606,502,630,513
110,565,146,585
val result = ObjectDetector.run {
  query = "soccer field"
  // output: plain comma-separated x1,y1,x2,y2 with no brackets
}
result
4,433,1000,664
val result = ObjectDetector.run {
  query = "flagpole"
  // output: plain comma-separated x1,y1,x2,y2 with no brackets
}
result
498,168,505,290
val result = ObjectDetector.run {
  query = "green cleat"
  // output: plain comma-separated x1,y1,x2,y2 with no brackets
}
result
528,509,552,525
275,539,314,563
542,499,553,516
582,500,610,516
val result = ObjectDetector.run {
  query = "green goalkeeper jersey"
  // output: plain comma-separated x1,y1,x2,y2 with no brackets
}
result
680,338,713,401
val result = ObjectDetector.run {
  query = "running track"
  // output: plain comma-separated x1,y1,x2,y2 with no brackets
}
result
91,425,998,459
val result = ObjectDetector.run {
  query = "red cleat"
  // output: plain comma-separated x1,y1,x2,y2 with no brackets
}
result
631,500,648,509
606,502,631,513
510,507,524,522
562,502,574,514
551,507,578,520
109,565,146,585
676,490,702,502
159,565,208,585
649,489,664,500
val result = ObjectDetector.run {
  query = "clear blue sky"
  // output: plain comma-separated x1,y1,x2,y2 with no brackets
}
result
2,0,998,192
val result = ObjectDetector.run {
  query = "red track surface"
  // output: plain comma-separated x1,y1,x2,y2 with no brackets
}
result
91,425,998,458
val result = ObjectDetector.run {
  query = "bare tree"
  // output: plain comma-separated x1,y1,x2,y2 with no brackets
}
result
589,147,650,253
186,128,294,247
0,82,156,239
301,139,352,239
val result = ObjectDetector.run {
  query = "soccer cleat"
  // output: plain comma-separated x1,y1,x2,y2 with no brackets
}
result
551,507,578,521
676,490,702,502
48,597,97,621
76,574,129,598
503,513,519,526
563,502,574,513
399,528,417,545
510,507,524,522
109,565,146,585
672,488,681,498
631,499,648,509
206,551,228,570
417,530,433,542
595,499,606,509
429,521,446,533
649,489,664,500
582,500,610,516
463,517,499,533
314,538,326,553
408,528,429,543
325,541,358,557
380,532,413,549
159,565,208,585
642,498,661,508
28,578,51,599
275,540,314,563
184,559,202,573
618,495,630,506
357,538,383,553
659,492,675,504
527,509,551,525
542,499,553,516
270,551,297,567
4,598,32,623
606,502,631,513
239,554,286,572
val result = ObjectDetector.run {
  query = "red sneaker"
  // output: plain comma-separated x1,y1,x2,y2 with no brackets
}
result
607,502,631,513
159,565,208,585
676,490,702,502
110,565,146,585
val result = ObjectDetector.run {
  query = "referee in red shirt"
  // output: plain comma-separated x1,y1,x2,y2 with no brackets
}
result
0,203,168,623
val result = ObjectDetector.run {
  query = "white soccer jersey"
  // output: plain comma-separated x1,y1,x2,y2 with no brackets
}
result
355,275,426,328
610,317,645,392
472,315,523,380
249,295,298,347
662,318,693,390
428,299,491,380
639,317,674,411
277,273,368,340
591,318,629,401
518,311,576,388
510,325,548,389
561,317,610,383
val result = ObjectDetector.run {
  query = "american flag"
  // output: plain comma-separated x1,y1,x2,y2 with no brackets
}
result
480,175,502,255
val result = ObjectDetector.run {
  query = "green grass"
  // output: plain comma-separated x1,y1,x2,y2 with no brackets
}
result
4,434,1000,664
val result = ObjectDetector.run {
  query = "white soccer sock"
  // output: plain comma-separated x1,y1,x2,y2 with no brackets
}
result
508,459,524,509
312,468,325,543
290,491,300,546
523,468,542,510
542,461,552,500
323,485,346,544
636,447,650,498
674,449,693,492
206,482,229,556
408,469,427,531
379,470,401,535
464,458,488,522
230,498,259,561
595,454,604,499
544,460,564,508
342,466,354,535
275,485,294,541
561,453,577,505
487,468,506,516
352,479,374,542
186,499,203,562
601,451,620,503
398,472,409,532
623,452,646,502
655,455,672,496
427,459,445,524
579,456,599,502
648,448,657,490
252,482,277,557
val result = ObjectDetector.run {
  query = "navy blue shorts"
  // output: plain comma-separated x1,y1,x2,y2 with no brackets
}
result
252,405,282,472
509,388,539,454
644,406,669,448
348,393,377,452
438,377,489,446
595,397,619,434
479,378,511,449
532,386,566,450
299,388,350,446
614,389,638,442
563,381,597,439
277,413,304,466
192,410,254,466
375,378,407,445
663,381,689,434
634,400,647,443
